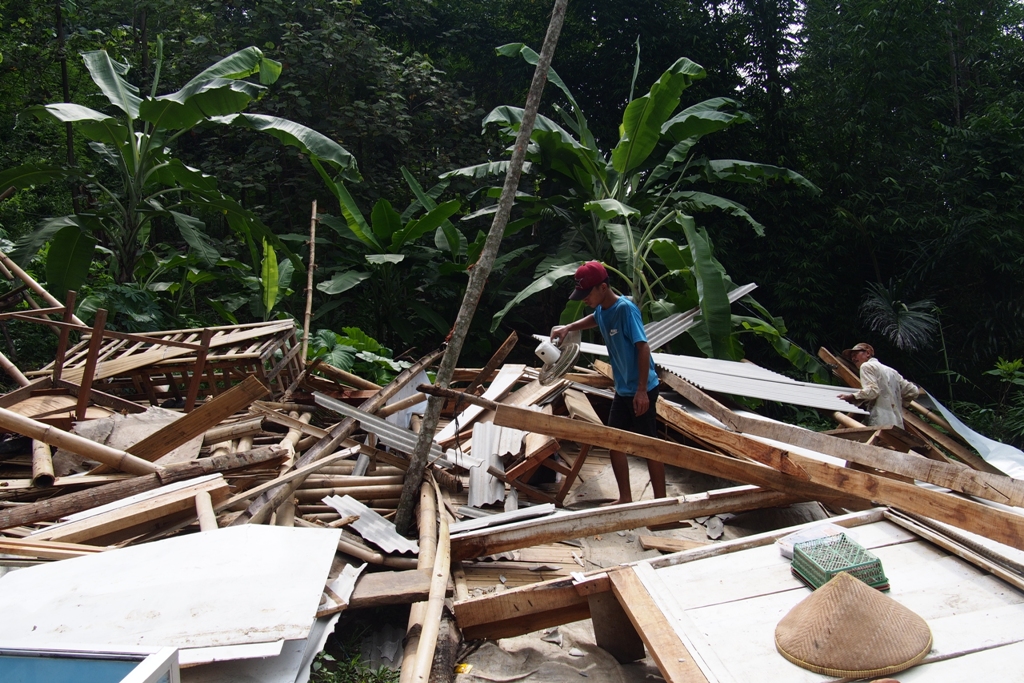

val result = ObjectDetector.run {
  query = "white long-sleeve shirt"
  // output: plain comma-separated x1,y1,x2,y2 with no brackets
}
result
853,357,920,428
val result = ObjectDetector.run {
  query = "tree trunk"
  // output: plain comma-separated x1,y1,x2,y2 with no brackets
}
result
394,0,570,535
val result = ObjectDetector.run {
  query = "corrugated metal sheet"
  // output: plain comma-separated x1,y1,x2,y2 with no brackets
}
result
467,422,513,508
313,392,451,464
656,358,867,414
645,283,758,349
450,503,557,535
322,495,419,555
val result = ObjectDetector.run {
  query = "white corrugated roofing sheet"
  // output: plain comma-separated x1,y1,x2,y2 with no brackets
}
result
323,495,419,555
655,355,867,414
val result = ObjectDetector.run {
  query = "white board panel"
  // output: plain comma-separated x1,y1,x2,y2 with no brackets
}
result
0,525,340,653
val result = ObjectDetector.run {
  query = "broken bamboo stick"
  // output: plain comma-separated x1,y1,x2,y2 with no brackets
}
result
0,406,160,475
195,490,218,531
409,479,451,683
30,439,55,488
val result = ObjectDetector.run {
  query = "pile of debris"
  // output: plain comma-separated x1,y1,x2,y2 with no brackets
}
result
0,259,1022,682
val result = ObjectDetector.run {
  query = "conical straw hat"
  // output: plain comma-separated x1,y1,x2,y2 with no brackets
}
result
775,572,932,677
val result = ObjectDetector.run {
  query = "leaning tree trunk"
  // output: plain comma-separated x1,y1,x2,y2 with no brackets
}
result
394,0,570,535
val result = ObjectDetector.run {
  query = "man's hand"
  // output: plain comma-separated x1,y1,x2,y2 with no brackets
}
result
550,325,569,346
838,393,857,405
633,389,649,417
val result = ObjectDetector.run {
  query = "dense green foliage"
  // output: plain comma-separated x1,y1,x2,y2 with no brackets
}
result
2,0,1024,424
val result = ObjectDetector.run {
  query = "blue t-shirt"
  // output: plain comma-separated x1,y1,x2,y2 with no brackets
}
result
593,297,658,396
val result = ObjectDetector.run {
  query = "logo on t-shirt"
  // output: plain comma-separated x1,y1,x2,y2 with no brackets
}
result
609,328,618,336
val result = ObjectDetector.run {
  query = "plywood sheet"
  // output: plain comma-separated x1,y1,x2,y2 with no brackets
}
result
0,525,340,656
642,520,1024,683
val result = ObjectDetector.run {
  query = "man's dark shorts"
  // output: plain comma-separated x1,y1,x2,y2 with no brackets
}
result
608,384,660,437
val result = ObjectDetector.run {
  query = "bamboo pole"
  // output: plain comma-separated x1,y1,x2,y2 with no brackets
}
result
377,392,427,418
395,0,569,534
30,440,55,488
300,200,317,364
195,490,218,531
310,359,382,390
0,248,86,325
337,535,419,569
300,475,406,487
203,417,264,444
410,479,451,683
294,485,404,503
0,406,160,475
400,481,438,683
0,350,29,387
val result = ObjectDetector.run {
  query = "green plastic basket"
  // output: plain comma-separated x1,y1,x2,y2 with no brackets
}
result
791,533,889,592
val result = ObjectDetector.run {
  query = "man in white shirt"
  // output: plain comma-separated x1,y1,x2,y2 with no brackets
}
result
838,342,920,428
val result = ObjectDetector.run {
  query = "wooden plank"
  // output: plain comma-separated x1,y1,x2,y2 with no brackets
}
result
589,590,646,663
556,443,591,504
495,404,861,505
658,399,811,479
639,536,710,553
564,388,603,424
883,510,1024,592
464,330,518,396
126,375,269,462
657,370,1024,508
454,573,607,640
609,567,709,683
30,476,230,544
54,379,146,415
451,485,793,561
75,309,107,421
903,411,1007,474
0,537,107,561
494,405,1024,552
346,569,432,609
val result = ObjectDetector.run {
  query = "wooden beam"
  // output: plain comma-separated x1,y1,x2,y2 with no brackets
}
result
658,370,1024,508
658,399,811,479
75,308,107,421
609,567,709,683
589,590,646,663
126,375,269,462
638,536,709,553
54,378,146,414
495,405,860,505
31,476,230,545
347,569,432,609
493,405,1024,552
455,573,607,641
451,485,794,561
464,330,518,396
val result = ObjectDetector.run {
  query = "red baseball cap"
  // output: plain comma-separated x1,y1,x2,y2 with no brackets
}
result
569,261,608,300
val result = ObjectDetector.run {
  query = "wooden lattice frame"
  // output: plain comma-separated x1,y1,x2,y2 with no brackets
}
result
27,320,302,404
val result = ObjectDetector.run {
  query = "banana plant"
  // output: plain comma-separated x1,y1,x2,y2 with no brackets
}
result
0,40,358,294
446,44,819,363
314,168,462,345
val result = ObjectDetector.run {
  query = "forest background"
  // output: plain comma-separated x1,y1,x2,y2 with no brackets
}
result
2,0,1024,443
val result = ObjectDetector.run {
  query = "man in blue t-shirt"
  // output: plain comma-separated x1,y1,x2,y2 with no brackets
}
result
551,261,666,504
